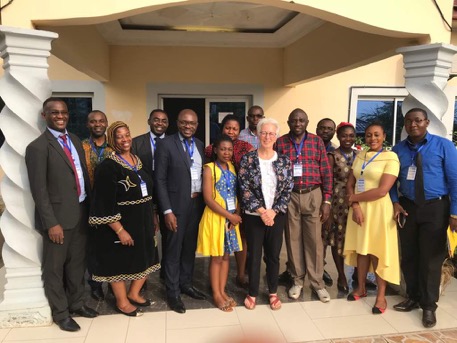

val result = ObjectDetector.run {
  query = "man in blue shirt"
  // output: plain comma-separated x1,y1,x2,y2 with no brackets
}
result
390,108,457,328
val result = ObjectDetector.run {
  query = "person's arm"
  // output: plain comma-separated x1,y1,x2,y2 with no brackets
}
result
202,165,241,225
238,154,263,213
272,155,294,215
443,140,457,231
323,154,335,230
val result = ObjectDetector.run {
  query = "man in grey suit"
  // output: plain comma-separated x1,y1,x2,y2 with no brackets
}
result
132,109,169,279
25,98,98,332
154,109,206,313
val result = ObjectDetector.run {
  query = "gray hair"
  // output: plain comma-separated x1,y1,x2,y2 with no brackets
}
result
257,118,280,136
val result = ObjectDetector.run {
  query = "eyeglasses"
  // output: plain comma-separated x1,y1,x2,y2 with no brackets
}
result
405,118,427,126
259,131,277,138
248,114,264,119
47,110,69,116
178,120,197,127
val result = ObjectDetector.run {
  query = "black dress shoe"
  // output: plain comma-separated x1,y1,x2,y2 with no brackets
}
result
181,286,206,300
128,298,153,307
168,296,186,314
323,270,333,287
90,287,105,301
56,317,80,332
70,305,99,318
393,299,420,312
115,306,143,317
422,309,437,328
337,284,349,293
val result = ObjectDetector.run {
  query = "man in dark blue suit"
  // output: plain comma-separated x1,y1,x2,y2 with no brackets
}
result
154,109,206,313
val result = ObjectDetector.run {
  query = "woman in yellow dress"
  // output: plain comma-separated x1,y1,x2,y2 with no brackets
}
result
344,122,400,314
197,135,242,312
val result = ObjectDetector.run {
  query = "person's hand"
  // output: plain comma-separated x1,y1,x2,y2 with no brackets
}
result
164,212,178,232
153,212,160,233
450,217,457,232
229,213,242,227
48,224,64,244
118,229,134,246
323,216,333,232
320,203,330,223
260,209,276,226
352,205,364,226
393,202,408,228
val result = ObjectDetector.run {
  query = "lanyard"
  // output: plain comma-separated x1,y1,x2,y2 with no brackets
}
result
361,150,382,176
407,143,425,166
89,138,105,162
289,133,307,162
116,153,143,181
341,150,356,166
149,134,156,152
216,161,232,189
184,137,195,161
59,135,73,156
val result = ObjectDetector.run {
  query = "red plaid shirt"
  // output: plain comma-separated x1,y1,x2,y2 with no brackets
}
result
275,132,332,202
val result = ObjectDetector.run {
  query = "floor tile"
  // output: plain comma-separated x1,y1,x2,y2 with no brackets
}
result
313,314,397,339
0,329,10,341
383,332,443,343
271,302,324,342
167,325,244,343
4,318,91,341
3,339,85,343
125,312,166,343
166,307,239,330
235,304,284,339
302,297,373,319
436,293,457,320
432,328,457,342
333,336,386,343
84,314,128,343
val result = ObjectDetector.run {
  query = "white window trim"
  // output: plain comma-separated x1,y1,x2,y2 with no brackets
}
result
51,80,105,112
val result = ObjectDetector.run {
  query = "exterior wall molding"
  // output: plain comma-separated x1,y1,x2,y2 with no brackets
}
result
397,43,457,138
0,26,58,328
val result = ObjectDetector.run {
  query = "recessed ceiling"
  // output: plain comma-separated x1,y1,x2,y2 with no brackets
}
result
96,2,323,48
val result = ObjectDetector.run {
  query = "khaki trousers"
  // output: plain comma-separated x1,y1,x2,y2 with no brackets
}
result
285,188,324,290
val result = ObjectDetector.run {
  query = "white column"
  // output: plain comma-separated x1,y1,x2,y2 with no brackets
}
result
397,43,457,138
0,26,58,328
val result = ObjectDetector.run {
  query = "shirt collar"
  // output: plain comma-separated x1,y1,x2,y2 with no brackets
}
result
406,131,429,148
47,127,68,139
150,132,165,140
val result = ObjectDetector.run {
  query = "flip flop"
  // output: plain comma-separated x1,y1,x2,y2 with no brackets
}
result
216,300,233,312
227,296,237,308
269,294,282,311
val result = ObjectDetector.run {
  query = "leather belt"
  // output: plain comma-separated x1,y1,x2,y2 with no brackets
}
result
191,192,202,198
292,184,320,194
402,195,448,205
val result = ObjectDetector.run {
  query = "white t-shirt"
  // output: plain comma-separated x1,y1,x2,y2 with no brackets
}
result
259,152,278,210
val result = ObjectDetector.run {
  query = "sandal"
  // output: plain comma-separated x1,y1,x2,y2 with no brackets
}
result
244,295,256,310
216,300,233,312
227,296,237,308
269,294,282,311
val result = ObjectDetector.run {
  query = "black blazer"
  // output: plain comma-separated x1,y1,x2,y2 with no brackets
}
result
154,133,204,215
132,132,154,178
25,129,90,232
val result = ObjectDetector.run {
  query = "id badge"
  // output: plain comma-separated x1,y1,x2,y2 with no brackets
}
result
140,181,148,197
227,197,236,211
406,165,417,181
293,163,303,177
357,178,365,192
191,166,200,180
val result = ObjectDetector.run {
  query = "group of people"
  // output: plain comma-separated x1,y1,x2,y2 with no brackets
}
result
24,97,457,332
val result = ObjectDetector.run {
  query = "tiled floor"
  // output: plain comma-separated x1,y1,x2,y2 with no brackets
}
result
1,254,456,342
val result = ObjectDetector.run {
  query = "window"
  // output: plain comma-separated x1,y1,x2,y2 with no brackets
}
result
349,87,408,147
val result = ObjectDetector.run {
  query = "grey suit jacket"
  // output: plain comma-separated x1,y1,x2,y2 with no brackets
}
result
154,133,204,215
25,129,90,232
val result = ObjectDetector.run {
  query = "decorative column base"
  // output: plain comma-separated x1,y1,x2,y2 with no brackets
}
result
397,43,457,138
0,26,58,328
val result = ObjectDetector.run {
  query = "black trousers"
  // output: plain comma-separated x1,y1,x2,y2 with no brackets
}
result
42,203,88,322
398,196,449,311
244,213,285,297
164,196,204,298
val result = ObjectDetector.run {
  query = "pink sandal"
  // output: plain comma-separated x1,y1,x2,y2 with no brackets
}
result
244,295,256,310
269,294,282,310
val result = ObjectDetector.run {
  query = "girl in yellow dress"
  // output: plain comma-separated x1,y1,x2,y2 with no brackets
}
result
344,122,400,314
197,135,243,312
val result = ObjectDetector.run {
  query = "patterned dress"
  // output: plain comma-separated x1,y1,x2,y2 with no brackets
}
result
323,148,358,255
89,154,159,282
197,162,242,256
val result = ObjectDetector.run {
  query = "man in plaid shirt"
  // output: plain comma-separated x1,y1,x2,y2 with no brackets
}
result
276,108,333,302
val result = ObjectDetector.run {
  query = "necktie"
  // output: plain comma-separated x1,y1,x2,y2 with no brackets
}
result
60,134,81,196
415,151,425,207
